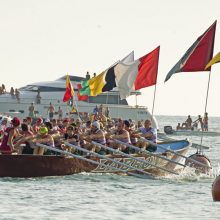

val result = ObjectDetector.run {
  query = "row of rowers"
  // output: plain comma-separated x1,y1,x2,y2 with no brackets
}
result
0,117,157,155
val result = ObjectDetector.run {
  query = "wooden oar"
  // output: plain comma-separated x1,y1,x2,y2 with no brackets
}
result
36,143,143,178
64,142,153,177
114,140,186,168
140,138,212,169
92,141,179,175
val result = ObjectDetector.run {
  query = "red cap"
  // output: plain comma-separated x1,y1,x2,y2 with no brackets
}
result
11,117,21,127
63,118,70,123
36,118,43,124
26,117,32,122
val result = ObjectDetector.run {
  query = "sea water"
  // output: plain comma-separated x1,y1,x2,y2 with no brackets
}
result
0,116,220,220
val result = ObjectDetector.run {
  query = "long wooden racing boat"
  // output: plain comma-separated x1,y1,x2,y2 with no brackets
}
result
0,139,191,178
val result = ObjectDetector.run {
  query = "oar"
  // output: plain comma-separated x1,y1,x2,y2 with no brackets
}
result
92,141,179,175
64,142,154,177
114,140,186,168
140,138,212,169
36,143,143,178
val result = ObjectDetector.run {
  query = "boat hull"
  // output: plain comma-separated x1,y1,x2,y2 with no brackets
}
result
0,140,190,178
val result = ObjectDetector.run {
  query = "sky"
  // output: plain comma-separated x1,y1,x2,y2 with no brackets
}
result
0,0,220,116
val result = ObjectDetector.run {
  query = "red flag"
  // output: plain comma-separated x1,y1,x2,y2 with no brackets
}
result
77,83,88,101
165,21,217,82
134,46,160,90
63,75,74,102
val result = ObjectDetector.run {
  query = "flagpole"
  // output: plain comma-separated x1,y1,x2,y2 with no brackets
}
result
199,70,211,153
117,93,119,118
135,94,138,122
151,84,157,118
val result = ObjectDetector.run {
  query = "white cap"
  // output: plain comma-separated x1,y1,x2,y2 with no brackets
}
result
92,121,100,130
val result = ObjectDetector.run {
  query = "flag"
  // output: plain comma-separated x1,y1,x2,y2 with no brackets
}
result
77,84,88,101
80,51,135,96
205,52,220,70
115,46,160,100
70,105,77,113
63,74,74,102
165,20,217,82
134,46,160,90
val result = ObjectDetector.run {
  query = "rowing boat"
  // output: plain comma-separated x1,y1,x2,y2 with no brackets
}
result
163,126,220,136
0,139,190,178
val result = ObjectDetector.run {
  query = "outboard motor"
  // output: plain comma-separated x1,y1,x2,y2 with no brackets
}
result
164,126,173,134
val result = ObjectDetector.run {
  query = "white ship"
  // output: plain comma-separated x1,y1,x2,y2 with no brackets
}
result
0,75,158,128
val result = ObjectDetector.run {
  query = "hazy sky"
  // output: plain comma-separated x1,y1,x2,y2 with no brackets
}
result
0,0,220,116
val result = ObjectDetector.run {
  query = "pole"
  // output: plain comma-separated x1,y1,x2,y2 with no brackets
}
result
151,84,157,119
135,94,138,123
199,70,211,153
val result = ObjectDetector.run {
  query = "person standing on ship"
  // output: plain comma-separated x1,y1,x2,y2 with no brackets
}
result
48,102,55,120
203,112,208,131
28,102,35,118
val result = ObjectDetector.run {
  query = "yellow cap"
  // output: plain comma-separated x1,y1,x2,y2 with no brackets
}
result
39,126,48,134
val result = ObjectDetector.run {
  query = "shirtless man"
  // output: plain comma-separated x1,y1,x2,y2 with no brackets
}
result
48,102,55,120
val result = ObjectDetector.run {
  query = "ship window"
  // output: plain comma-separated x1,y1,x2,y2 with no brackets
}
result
83,94,127,105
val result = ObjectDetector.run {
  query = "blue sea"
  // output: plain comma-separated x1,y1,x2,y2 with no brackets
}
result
0,116,220,220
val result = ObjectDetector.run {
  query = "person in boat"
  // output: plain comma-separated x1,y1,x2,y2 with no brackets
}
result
0,118,8,138
203,112,208,131
81,121,106,154
185,115,192,129
138,119,157,152
15,123,34,154
98,111,107,127
47,102,55,120
0,117,21,154
176,123,182,130
61,125,80,153
124,120,138,146
137,120,143,129
33,117,43,134
31,126,55,155
193,115,204,131
107,120,131,153
28,102,35,118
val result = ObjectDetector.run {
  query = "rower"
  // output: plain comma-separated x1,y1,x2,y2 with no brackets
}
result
138,119,157,152
31,126,55,155
81,121,106,154
0,117,21,154
61,125,79,153
108,120,131,153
